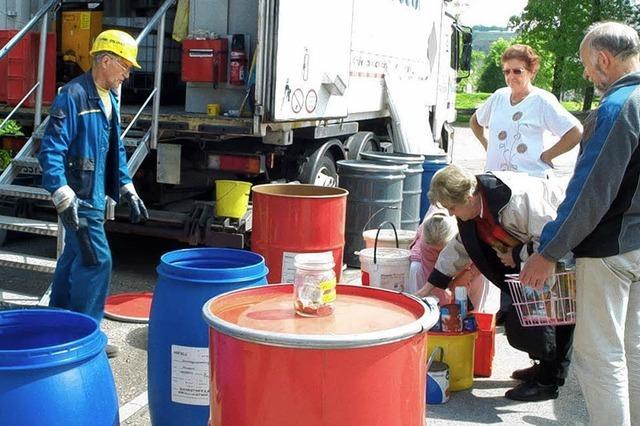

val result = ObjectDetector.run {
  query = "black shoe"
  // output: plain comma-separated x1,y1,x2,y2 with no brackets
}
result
505,381,559,402
106,344,119,358
511,363,566,386
511,362,541,382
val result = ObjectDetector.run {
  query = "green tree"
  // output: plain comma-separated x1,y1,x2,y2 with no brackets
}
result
476,38,511,93
465,50,486,91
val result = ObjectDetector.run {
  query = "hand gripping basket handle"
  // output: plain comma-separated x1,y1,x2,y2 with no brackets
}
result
373,220,399,264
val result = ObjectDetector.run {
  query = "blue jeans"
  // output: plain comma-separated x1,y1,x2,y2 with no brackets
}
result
49,207,112,322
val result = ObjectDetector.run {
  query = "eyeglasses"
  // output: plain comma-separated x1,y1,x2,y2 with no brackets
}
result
503,68,525,76
108,55,132,75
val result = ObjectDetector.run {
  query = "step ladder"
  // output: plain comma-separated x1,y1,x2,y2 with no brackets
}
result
0,117,150,304
0,118,58,276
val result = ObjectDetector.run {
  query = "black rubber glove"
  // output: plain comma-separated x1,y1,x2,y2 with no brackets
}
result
58,196,81,231
122,191,149,224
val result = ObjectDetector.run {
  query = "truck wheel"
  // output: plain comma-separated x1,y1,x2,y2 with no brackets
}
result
344,132,381,160
310,152,337,187
298,139,345,186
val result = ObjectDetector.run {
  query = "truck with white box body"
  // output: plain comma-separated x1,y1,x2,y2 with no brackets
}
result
0,0,470,267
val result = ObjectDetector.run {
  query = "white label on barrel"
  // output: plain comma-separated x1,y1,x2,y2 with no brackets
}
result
171,344,210,406
281,251,304,282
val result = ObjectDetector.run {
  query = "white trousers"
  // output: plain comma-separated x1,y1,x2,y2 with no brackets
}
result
574,249,640,426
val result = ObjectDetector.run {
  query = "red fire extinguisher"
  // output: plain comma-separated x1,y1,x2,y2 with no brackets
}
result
229,34,247,86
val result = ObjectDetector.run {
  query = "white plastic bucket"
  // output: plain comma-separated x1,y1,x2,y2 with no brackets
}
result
359,247,411,291
362,229,416,250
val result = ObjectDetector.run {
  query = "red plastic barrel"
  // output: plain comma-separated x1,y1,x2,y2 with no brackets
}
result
251,184,348,283
202,284,439,426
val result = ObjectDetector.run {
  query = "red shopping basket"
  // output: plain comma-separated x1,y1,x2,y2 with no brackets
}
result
505,271,576,327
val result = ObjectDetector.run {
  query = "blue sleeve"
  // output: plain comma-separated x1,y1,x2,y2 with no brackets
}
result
539,87,637,259
38,91,77,194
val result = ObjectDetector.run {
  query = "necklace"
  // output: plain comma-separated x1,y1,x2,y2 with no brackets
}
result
510,89,531,106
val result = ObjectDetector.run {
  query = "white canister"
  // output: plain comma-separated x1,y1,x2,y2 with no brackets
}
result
359,247,411,292
426,346,450,404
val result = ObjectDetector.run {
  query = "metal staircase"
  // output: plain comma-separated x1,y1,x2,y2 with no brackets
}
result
0,118,57,274
0,0,174,304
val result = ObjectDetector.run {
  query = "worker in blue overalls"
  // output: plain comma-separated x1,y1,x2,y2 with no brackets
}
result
38,30,149,358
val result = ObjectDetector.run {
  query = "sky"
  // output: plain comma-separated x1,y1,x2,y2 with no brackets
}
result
456,0,528,28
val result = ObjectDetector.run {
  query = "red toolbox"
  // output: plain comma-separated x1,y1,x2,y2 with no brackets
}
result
181,38,228,84
0,30,56,107
473,312,496,377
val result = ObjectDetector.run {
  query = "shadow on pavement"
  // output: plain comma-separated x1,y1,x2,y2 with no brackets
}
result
126,325,149,351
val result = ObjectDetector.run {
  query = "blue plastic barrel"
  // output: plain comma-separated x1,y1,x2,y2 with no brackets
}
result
148,248,269,426
420,154,450,220
0,309,118,426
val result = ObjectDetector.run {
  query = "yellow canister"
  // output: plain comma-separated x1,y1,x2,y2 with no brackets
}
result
207,104,221,116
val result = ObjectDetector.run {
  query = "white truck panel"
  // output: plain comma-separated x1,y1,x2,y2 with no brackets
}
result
271,0,353,121
270,0,444,121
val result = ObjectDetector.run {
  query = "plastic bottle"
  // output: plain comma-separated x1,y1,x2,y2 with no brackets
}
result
455,286,468,321
293,252,336,317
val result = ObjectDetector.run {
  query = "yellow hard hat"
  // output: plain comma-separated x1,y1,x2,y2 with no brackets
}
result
90,30,141,69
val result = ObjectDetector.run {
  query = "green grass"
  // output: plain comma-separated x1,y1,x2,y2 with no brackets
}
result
455,92,598,123
456,92,491,110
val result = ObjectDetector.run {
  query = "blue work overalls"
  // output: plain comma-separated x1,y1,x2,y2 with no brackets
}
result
38,72,132,322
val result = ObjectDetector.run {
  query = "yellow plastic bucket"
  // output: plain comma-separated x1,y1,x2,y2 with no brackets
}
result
215,180,252,218
427,331,477,391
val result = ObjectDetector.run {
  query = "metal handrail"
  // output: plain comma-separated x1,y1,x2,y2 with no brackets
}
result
0,84,40,131
0,0,59,61
126,0,176,150
0,0,60,129
122,88,157,138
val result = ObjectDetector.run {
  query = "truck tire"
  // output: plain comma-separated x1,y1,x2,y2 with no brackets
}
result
298,139,345,186
344,131,381,160
309,152,338,186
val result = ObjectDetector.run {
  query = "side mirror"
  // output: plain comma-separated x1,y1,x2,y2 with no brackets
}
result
459,29,473,72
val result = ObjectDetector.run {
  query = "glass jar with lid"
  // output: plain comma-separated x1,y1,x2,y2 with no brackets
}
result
293,252,336,317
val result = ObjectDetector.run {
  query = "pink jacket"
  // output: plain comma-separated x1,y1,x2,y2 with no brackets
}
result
410,224,484,308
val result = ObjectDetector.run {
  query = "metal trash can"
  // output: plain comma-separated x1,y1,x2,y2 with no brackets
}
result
420,154,449,220
337,160,406,267
360,151,425,231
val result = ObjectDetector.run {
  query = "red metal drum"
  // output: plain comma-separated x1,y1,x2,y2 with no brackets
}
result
251,184,348,283
202,284,439,426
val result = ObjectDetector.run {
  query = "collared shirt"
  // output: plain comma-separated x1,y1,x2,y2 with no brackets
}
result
473,190,520,253
96,84,112,121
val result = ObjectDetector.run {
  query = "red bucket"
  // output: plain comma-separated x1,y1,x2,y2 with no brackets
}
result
251,184,348,283
202,284,439,426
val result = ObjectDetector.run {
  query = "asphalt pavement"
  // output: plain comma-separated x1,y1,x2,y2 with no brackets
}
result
0,123,589,425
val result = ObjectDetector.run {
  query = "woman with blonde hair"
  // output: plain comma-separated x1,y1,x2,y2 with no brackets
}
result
417,164,574,402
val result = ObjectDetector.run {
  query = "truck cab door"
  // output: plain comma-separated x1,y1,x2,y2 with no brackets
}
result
266,0,353,121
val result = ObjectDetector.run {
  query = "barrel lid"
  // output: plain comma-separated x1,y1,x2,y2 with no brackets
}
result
202,284,438,349
252,184,348,198
360,151,425,165
337,160,408,173
104,292,153,323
